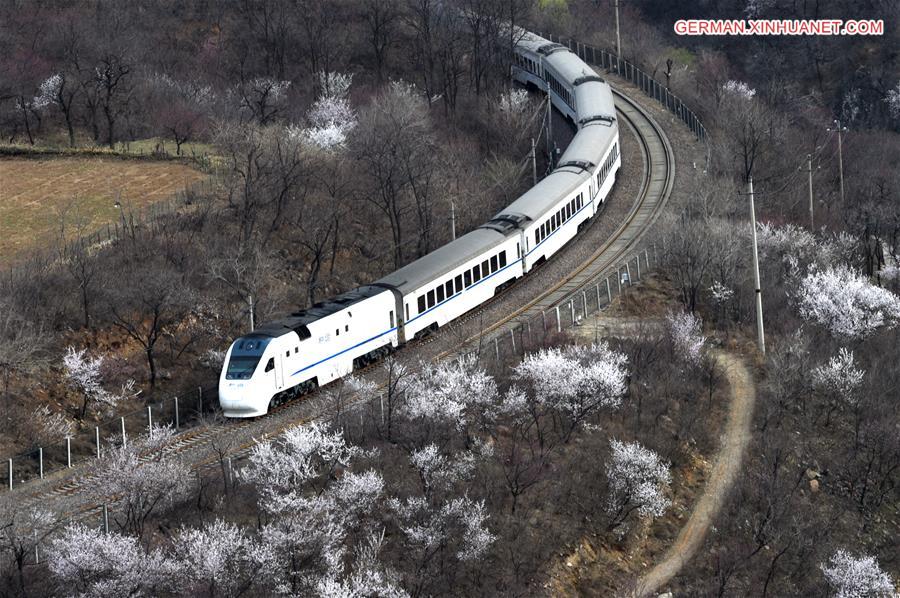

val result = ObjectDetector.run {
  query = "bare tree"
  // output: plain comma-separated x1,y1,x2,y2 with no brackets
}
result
362,0,400,81
94,52,133,148
0,301,44,432
353,82,435,267
106,260,190,387
0,506,56,597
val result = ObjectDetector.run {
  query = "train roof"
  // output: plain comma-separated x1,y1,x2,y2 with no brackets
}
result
493,169,588,223
375,228,506,295
574,79,616,124
250,285,387,339
558,120,618,166
544,48,599,85
515,29,565,57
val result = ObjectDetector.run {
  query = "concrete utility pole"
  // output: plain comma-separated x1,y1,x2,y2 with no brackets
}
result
614,0,622,72
531,137,537,184
828,119,847,204
450,199,456,240
248,294,255,330
801,153,815,229
748,176,765,355
545,83,553,167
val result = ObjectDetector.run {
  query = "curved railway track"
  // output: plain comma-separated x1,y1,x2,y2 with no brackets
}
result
4,84,675,525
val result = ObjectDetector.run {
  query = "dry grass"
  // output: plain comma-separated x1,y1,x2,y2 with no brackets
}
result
0,157,206,263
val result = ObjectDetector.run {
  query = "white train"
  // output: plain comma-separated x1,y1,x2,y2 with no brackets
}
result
219,31,621,417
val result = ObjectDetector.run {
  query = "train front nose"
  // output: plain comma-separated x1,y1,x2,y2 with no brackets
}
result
218,382,267,418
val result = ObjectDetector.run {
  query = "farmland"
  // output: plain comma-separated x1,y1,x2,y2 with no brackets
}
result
0,157,207,263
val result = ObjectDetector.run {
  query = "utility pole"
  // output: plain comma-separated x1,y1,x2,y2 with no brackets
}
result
450,200,456,240
802,153,815,230
748,176,766,355
614,0,622,73
828,119,847,204
545,83,553,167
531,137,537,184
248,294,255,330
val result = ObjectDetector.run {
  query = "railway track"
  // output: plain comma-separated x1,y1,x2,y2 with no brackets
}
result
3,84,675,526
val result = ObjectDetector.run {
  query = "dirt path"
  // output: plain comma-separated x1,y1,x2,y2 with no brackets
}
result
629,350,756,597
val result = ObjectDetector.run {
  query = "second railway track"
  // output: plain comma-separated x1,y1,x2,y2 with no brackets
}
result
6,83,675,525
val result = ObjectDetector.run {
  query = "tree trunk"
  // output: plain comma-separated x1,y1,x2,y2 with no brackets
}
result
19,98,34,145
146,347,157,387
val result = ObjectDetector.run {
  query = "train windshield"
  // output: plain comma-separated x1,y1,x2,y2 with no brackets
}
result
225,336,271,380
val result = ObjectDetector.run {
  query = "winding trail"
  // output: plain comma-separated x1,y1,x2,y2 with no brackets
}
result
630,350,756,597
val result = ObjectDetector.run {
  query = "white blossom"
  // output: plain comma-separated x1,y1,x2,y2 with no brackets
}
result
88,425,192,537
796,265,900,339
409,443,479,493
303,71,357,150
708,280,734,305
842,88,862,123
48,524,176,598
389,495,495,561
811,348,865,406
499,88,529,114
26,405,74,444
152,72,215,105
252,78,291,101
315,530,408,598
318,71,353,100
171,518,275,596
821,549,897,598
242,424,385,594
33,73,62,109
756,223,856,272
666,310,707,366
722,79,756,100
514,342,629,417
402,355,498,429
606,439,672,520
887,82,900,120
63,346,139,415
242,422,361,514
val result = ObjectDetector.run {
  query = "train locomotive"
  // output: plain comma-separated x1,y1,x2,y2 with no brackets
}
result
218,30,621,417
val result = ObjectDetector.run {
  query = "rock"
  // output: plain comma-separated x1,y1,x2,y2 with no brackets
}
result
658,593,673,598
810,479,820,493
805,468,819,480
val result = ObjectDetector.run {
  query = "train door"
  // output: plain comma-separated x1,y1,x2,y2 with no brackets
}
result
274,354,284,390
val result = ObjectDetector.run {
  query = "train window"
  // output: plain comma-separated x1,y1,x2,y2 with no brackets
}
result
490,255,498,271
455,275,462,293
464,270,472,287
390,310,395,328
436,286,444,303
482,259,490,275
427,290,435,308
336,329,340,336
500,251,507,267
345,325,349,332
264,358,274,373
565,204,570,220
405,304,409,321
516,243,520,258
445,280,453,297
286,351,290,357
418,296,426,313
295,347,298,353
473,265,481,281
